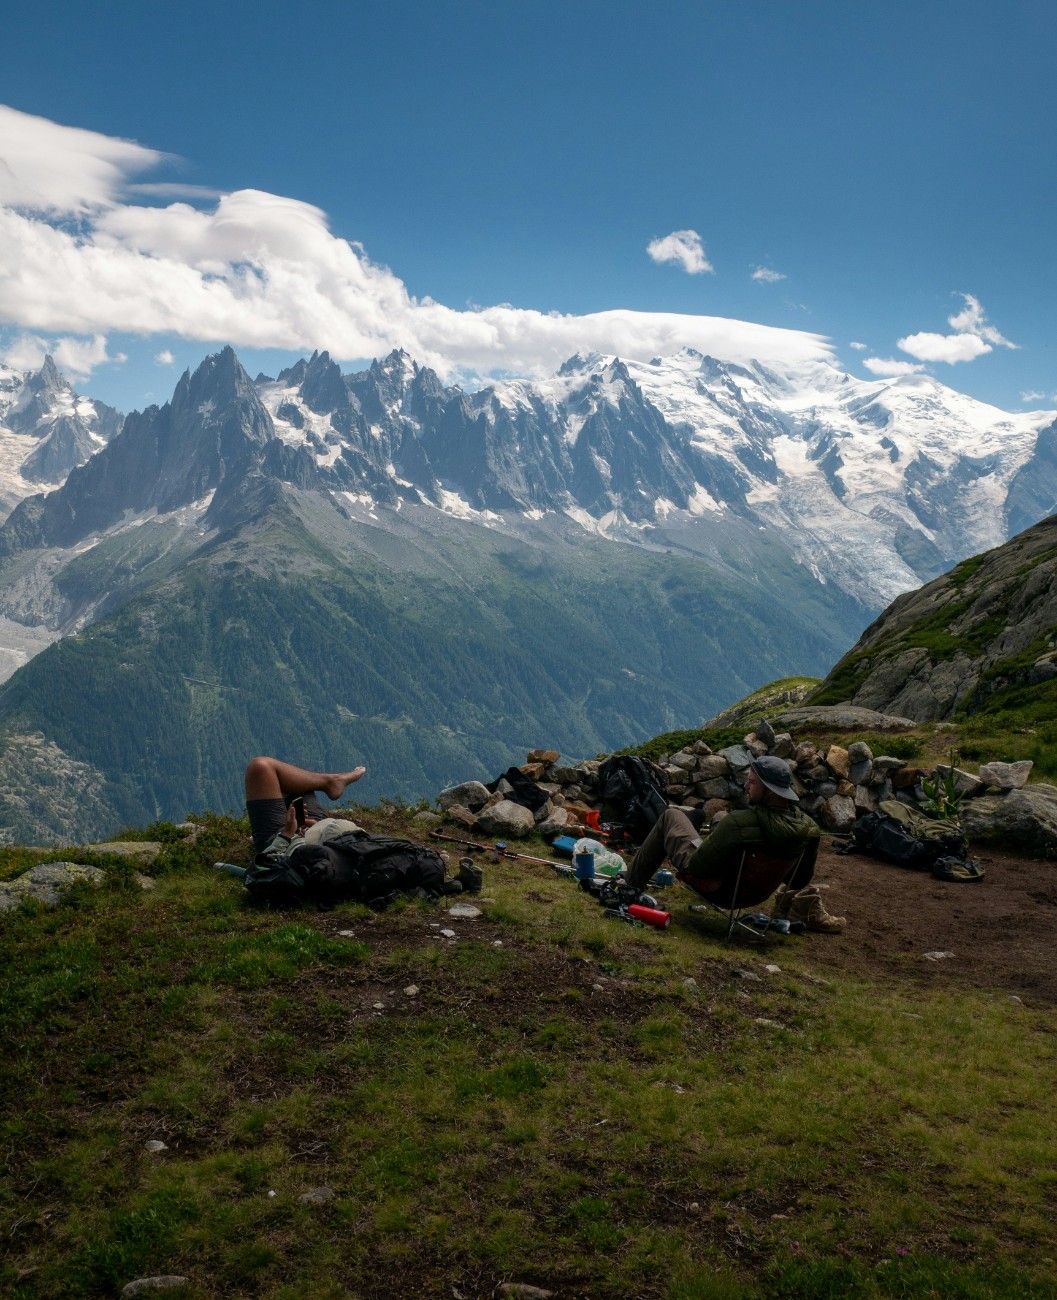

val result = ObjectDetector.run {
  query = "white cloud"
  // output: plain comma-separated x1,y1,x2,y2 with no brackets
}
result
947,293,1016,348
751,265,786,283
155,349,175,365
0,331,117,378
0,108,835,379
896,293,1017,365
849,341,867,351
897,330,991,364
1020,389,1057,404
646,229,713,275
0,104,163,214
863,356,926,377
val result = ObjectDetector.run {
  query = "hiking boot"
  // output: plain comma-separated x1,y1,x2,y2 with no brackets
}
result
788,887,846,934
457,857,484,894
771,883,796,919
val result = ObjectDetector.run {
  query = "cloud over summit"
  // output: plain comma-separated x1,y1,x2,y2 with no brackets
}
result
0,108,831,379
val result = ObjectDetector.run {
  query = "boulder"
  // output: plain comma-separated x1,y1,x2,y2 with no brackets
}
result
774,704,917,732
699,777,732,800
438,780,491,811
121,1281,191,1298
551,766,579,785
538,810,573,837
979,760,1033,790
669,751,697,770
771,733,795,759
86,841,163,863
756,719,777,748
527,749,560,765
872,756,906,774
746,738,769,757
532,800,554,824
854,784,877,813
519,762,548,781
836,780,855,798
718,744,754,771
413,810,443,827
691,740,713,755
849,759,873,785
891,765,924,790
444,804,478,830
696,754,731,780
0,862,106,913
819,794,857,833
793,743,817,766
475,800,535,838
824,744,850,779
961,785,1057,857
934,765,985,797
847,740,874,764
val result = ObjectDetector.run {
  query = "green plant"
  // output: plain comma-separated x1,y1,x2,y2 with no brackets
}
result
919,750,965,821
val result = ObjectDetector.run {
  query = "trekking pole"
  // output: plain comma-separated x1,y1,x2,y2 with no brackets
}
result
429,830,569,871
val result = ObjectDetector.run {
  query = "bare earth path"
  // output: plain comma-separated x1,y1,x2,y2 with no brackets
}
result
795,841,1057,1002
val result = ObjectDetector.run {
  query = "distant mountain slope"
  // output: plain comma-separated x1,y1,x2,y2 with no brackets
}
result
811,513,1057,721
0,357,121,516
0,486,865,842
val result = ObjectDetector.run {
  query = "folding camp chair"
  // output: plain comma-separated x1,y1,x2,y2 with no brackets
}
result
678,845,805,940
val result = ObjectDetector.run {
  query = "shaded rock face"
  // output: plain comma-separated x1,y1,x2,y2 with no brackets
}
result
811,513,1057,721
960,786,1057,857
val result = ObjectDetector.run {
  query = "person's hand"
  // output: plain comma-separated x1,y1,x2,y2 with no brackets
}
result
283,803,299,838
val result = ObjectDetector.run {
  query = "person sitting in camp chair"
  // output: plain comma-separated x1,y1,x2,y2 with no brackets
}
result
615,756,844,932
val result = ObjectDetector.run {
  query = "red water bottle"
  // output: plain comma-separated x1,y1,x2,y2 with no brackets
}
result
627,903,672,929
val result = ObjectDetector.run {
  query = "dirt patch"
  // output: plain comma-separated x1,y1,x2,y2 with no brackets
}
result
788,842,1057,1002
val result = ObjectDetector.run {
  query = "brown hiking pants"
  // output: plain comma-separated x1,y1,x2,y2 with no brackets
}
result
626,808,704,890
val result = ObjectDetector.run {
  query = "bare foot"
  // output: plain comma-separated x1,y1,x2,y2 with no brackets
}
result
322,767,366,800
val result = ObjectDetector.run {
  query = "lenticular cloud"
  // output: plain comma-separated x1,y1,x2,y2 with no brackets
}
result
0,105,833,377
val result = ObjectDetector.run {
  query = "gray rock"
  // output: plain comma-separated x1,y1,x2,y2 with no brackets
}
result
121,1281,191,1298
444,804,478,830
134,873,156,890
298,1184,337,1205
854,784,877,813
413,810,443,827
718,744,754,771
793,742,818,765
438,780,491,812
934,765,984,797
0,861,107,912
551,766,579,785
669,750,697,770
847,740,874,763
816,780,838,799
756,719,777,748
979,760,1033,790
746,738,769,757
538,810,573,837
872,756,907,774
771,733,795,759
85,841,162,862
532,799,554,824
691,740,713,755
960,785,1057,856
496,1286,555,1299
144,1139,168,1153
447,903,482,919
774,705,916,732
819,794,857,832
699,777,732,800
475,800,534,838
849,759,873,785
696,754,731,779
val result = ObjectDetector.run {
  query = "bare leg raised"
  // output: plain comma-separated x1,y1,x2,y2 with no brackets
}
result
244,756,366,803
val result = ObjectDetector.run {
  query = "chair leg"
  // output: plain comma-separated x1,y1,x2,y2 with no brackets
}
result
723,851,747,942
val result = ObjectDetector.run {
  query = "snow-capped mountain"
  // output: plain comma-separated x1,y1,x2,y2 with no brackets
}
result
0,356,122,515
254,347,1056,606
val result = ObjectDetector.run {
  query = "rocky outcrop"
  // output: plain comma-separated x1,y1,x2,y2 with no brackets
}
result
811,513,1057,721
437,725,1056,857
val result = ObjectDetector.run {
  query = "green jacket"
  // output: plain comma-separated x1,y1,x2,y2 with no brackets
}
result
687,804,820,880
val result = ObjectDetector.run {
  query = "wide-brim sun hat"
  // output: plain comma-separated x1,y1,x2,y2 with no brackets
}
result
751,755,799,801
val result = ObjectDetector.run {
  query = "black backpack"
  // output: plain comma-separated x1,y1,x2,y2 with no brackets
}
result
596,755,669,843
246,830,447,909
850,800,969,870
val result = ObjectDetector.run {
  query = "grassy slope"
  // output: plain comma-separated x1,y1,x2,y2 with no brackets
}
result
2,812,1056,1299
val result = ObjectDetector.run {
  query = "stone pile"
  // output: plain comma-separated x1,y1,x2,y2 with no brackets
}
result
436,725,1056,855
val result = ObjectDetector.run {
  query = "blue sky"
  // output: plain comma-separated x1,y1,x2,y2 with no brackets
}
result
0,0,1055,412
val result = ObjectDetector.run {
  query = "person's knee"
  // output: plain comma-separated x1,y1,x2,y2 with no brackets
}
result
244,756,275,782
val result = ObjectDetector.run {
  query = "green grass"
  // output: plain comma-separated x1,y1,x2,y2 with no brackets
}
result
2,812,1057,1298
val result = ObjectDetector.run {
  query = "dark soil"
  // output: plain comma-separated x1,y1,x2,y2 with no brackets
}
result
794,841,1057,1002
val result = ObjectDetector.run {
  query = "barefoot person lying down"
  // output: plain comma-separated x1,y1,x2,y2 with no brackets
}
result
239,756,477,906
244,755,368,854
